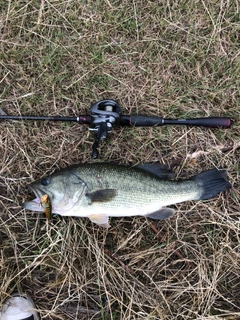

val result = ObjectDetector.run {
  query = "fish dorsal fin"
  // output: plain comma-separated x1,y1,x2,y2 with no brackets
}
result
89,214,111,228
86,189,117,203
146,207,176,220
135,164,174,180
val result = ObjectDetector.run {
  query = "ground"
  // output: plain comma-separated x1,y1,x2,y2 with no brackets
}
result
0,1,240,319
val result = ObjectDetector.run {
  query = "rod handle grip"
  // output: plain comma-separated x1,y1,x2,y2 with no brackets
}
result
120,115,163,126
173,117,232,128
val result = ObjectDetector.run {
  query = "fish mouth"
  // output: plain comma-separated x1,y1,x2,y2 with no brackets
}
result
23,185,52,212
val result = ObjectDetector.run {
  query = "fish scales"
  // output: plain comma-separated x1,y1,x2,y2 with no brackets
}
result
69,164,200,206
23,163,231,227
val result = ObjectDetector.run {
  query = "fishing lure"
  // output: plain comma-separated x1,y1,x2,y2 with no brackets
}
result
41,194,52,220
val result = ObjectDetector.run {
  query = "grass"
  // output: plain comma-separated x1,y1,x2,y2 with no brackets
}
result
0,0,240,319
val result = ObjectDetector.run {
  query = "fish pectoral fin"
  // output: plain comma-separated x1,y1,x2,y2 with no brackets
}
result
89,214,111,228
146,207,176,220
86,189,117,203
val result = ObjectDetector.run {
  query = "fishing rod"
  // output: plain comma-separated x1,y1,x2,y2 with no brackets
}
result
0,99,232,158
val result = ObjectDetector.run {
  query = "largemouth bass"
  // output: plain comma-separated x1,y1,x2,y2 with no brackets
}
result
23,163,231,228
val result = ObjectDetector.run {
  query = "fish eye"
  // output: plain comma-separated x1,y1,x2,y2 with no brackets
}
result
41,177,50,186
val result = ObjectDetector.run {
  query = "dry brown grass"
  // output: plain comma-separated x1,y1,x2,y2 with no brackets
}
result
0,0,240,319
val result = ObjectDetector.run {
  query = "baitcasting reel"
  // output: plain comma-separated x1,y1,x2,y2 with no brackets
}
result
89,100,121,158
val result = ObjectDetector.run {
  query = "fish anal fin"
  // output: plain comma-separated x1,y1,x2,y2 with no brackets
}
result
86,189,117,203
146,207,176,220
89,214,111,228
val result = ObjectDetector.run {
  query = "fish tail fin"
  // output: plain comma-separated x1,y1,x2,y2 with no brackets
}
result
194,168,231,200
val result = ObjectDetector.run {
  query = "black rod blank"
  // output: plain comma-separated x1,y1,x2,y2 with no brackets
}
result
0,114,232,128
0,115,92,124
